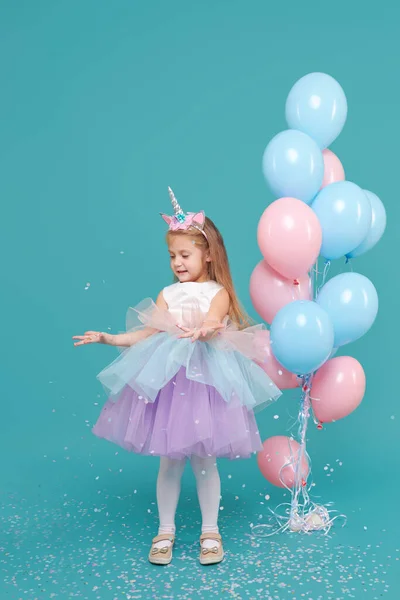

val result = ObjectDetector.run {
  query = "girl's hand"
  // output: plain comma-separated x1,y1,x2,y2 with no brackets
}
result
177,322,225,342
72,331,112,347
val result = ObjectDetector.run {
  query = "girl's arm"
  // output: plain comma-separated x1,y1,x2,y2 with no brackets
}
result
73,291,167,347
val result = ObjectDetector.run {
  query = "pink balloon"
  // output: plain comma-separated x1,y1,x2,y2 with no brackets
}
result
254,329,299,389
257,198,322,280
257,436,309,488
311,356,366,423
321,149,345,188
250,260,311,324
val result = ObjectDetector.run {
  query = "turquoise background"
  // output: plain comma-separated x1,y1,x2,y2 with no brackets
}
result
1,1,398,598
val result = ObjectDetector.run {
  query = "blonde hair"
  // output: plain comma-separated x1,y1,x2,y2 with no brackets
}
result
166,217,251,328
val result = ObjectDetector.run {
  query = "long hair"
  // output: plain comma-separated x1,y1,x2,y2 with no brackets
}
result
166,217,251,328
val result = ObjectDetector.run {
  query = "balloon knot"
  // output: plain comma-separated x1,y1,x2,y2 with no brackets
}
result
302,384,309,392
301,478,307,487
293,279,300,286
317,422,323,430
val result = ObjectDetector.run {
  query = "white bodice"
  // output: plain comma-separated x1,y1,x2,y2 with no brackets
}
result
162,281,224,326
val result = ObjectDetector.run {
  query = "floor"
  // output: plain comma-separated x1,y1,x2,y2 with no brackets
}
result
1,446,397,599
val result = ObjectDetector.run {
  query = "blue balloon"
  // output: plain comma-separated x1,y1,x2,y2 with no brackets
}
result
262,129,324,205
270,300,334,375
316,272,378,347
285,73,348,149
329,347,339,359
312,181,372,260
347,190,387,258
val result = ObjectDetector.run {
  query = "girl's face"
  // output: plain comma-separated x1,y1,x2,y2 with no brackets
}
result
168,235,210,283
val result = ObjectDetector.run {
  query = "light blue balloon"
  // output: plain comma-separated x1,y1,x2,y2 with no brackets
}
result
270,300,334,375
316,272,378,347
312,181,372,260
329,347,338,359
347,190,387,258
285,72,348,149
262,129,324,204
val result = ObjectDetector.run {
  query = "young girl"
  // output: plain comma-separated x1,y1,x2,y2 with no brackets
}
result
73,188,281,565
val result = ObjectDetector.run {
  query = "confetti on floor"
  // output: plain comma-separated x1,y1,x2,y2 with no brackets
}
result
0,481,397,599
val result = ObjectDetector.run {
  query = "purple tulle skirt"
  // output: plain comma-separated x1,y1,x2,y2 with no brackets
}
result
93,367,263,460
92,298,281,460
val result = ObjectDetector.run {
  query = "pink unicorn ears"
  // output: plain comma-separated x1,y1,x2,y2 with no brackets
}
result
190,211,206,226
161,188,207,239
161,214,173,225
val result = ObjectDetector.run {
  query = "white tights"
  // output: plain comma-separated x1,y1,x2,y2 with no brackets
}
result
154,456,221,548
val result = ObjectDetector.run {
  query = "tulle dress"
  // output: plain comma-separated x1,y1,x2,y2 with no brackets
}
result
92,281,281,460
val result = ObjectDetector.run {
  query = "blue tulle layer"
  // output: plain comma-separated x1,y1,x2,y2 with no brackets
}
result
97,299,282,412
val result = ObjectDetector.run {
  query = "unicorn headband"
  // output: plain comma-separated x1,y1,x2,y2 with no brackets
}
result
160,187,208,239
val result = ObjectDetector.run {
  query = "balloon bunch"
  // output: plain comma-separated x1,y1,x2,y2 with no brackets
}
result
250,73,386,535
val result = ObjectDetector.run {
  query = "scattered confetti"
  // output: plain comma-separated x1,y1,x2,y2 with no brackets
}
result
3,484,393,600
2,434,397,598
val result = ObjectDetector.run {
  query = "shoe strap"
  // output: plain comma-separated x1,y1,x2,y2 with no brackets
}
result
200,532,221,544
152,533,175,544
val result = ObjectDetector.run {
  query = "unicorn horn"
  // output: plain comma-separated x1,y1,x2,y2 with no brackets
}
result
168,186,184,216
